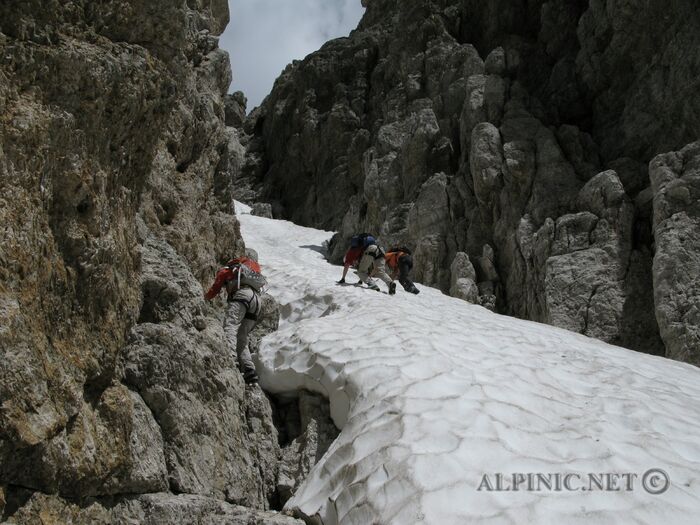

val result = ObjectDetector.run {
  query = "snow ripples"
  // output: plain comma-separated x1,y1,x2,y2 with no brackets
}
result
237,204,700,525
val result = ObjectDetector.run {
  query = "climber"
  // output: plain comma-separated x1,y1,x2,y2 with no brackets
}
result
385,247,420,294
357,235,396,294
205,256,267,384
337,234,367,284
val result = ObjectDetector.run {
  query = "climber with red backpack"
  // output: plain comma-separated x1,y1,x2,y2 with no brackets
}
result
205,256,267,384
385,247,420,294
356,235,396,294
337,233,369,284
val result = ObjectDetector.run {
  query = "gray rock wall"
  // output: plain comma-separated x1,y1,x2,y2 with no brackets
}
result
243,0,698,362
1,492,304,525
650,142,700,365
0,1,310,521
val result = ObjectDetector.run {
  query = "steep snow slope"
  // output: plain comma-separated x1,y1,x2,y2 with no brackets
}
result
237,203,700,525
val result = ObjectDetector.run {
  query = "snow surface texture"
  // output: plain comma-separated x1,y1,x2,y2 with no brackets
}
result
236,202,700,525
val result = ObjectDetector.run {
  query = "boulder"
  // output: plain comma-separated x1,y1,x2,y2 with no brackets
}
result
251,202,274,218
450,252,479,303
650,142,700,365
543,171,634,344
224,91,247,129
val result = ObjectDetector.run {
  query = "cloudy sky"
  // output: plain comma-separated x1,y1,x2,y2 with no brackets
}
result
220,0,365,111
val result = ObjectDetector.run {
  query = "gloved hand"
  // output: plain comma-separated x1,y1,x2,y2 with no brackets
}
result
337,278,345,284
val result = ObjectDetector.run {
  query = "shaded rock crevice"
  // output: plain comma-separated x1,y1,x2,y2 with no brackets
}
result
271,391,340,511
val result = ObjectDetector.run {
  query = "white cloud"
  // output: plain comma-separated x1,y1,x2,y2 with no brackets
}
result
220,0,365,111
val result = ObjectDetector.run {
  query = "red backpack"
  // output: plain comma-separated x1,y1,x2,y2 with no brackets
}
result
227,257,261,274
226,257,267,292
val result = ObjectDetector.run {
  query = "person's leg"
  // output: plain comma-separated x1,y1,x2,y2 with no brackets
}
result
399,256,418,293
225,289,259,381
371,256,395,294
224,301,246,362
373,257,393,286
357,253,378,288
236,318,256,373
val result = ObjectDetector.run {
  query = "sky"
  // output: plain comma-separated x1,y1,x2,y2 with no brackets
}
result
220,0,365,111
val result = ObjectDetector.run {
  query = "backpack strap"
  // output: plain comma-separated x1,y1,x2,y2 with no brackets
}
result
365,244,383,259
229,289,261,321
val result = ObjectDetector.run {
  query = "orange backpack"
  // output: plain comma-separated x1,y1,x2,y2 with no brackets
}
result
384,251,400,270
385,247,411,270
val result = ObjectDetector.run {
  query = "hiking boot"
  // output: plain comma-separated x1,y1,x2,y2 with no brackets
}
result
242,368,259,384
388,282,396,295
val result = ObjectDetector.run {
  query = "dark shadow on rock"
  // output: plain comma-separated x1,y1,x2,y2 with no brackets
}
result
298,245,326,256
269,390,340,510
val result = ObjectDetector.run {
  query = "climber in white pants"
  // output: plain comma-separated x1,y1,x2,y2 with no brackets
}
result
357,239,396,295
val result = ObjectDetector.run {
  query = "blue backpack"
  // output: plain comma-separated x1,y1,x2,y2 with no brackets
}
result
350,232,373,248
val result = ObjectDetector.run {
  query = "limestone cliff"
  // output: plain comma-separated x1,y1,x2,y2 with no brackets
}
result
0,1,303,522
242,0,699,363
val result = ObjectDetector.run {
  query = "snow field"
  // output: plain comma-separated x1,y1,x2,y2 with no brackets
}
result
237,202,700,525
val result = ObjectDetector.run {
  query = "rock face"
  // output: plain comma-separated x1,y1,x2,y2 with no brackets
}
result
449,252,478,304
0,1,312,521
242,0,699,362
1,492,304,525
275,391,339,507
225,91,248,129
649,142,700,365
119,232,278,508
